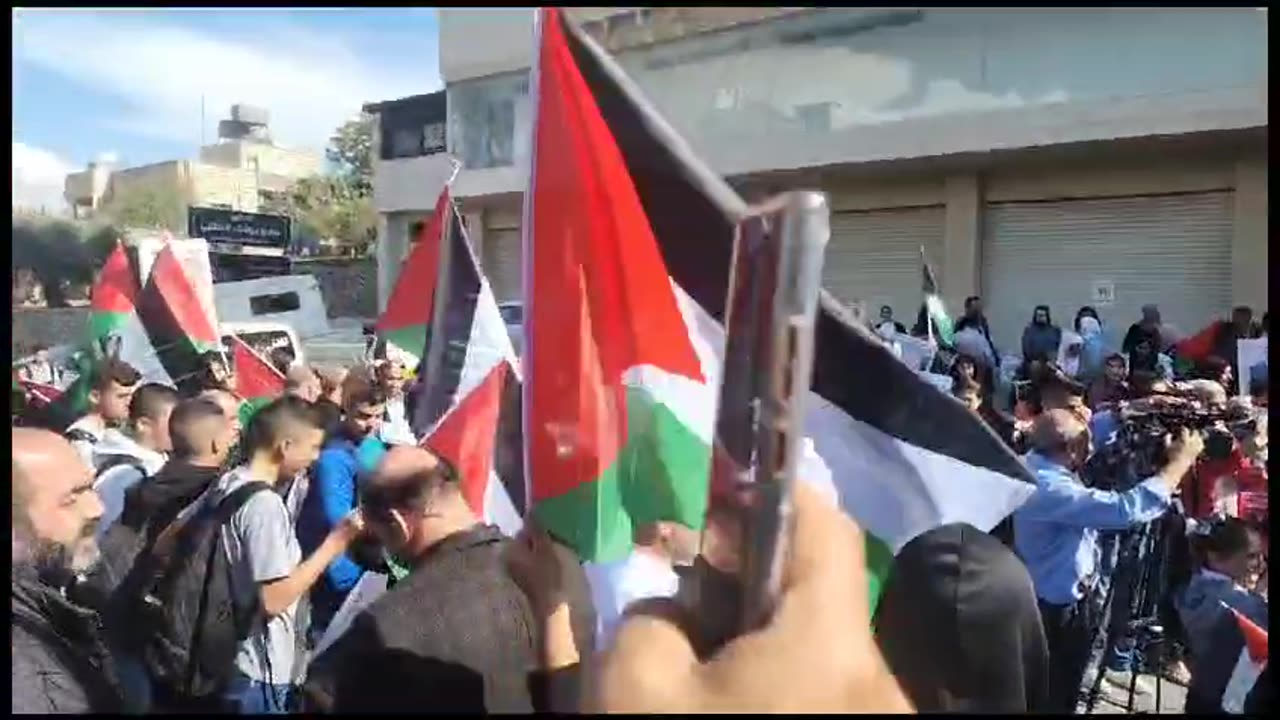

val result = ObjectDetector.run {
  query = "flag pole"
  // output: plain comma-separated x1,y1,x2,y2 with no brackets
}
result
520,7,547,524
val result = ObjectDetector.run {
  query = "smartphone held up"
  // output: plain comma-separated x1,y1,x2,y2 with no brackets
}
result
689,191,830,647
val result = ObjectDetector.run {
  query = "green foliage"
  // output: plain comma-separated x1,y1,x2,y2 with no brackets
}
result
327,114,375,195
265,175,376,256
268,115,378,257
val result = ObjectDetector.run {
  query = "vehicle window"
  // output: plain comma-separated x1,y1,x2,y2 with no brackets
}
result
249,291,302,316
224,330,295,361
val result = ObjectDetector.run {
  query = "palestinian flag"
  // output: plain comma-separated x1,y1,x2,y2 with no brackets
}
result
522,8,1036,609
920,247,954,347
133,242,222,393
1221,606,1269,713
44,243,151,424
229,335,286,400
92,241,182,388
376,188,450,363
408,197,523,536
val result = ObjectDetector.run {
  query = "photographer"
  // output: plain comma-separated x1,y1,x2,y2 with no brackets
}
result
1187,405,1267,521
1012,409,1203,712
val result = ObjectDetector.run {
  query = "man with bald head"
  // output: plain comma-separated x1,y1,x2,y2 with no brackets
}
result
303,445,594,713
1013,409,1204,711
13,429,123,713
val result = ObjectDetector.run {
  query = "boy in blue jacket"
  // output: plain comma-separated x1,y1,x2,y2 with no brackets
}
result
298,374,388,640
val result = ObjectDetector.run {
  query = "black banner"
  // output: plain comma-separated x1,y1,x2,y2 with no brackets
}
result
188,206,292,250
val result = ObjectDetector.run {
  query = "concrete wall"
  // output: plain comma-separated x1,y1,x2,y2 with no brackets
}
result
296,257,379,319
371,153,455,213
199,141,324,179
191,163,260,211
443,8,1266,197
103,160,261,214
12,308,91,356
448,134,1268,316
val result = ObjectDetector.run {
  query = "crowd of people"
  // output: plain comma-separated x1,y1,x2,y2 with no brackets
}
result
884,297,1270,712
11,296,1269,714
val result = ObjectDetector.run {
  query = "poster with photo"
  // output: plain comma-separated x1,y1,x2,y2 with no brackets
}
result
1237,337,1268,398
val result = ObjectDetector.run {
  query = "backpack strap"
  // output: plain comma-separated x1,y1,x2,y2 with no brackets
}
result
65,427,98,445
95,455,147,483
182,480,275,695
212,481,275,523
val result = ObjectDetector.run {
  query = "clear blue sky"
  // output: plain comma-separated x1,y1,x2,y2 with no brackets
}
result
13,8,442,211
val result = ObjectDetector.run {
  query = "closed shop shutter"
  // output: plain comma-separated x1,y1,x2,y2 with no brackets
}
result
982,192,1233,358
826,206,945,327
484,228,523,303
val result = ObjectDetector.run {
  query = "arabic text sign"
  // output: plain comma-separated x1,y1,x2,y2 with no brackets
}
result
188,206,291,250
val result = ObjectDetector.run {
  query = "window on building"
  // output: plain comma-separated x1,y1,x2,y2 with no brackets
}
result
378,92,448,161
448,72,528,170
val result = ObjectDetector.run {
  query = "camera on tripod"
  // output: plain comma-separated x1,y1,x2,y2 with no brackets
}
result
1085,398,1235,492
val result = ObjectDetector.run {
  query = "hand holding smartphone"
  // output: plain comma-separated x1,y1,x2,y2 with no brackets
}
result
690,191,830,648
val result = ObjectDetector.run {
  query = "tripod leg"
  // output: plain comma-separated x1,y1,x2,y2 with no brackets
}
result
1127,661,1140,713
1085,578,1119,713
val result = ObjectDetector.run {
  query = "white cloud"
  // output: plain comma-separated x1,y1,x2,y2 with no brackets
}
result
12,141,73,214
14,12,439,153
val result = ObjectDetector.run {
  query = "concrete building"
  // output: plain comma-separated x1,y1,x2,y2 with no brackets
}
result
373,8,1268,350
65,104,324,221
361,90,455,311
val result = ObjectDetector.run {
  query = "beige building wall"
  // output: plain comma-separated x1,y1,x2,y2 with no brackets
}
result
190,163,261,211
104,161,193,205
103,160,263,214
198,140,324,178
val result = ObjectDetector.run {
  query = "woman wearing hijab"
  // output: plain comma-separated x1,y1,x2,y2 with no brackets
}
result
1022,305,1063,368
1073,307,1107,380
875,523,1050,712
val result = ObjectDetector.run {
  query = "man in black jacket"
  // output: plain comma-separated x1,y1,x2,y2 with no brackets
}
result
117,397,237,543
302,445,595,713
12,428,123,713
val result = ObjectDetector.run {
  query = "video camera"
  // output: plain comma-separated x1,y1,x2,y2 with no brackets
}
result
1087,397,1237,491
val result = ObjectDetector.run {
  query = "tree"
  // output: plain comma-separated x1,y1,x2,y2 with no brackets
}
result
263,175,376,257
12,218,95,308
98,183,186,234
327,114,375,195
266,115,378,257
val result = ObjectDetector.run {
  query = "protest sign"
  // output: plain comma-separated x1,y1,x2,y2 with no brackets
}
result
1237,337,1268,397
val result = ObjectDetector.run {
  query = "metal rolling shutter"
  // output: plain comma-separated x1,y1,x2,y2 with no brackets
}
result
483,228,523,303
982,192,1233,357
826,206,946,326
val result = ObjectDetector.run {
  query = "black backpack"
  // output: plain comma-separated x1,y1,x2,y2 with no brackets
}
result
135,482,272,703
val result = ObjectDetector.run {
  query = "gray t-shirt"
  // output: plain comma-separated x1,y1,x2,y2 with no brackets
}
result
208,468,307,685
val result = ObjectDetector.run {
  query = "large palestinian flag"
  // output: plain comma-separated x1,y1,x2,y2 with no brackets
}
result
407,196,523,536
132,243,222,393
375,188,451,363
522,8,1036,608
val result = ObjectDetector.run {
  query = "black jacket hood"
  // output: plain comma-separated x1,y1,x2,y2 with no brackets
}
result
118,458,224,533
874,522,1049,713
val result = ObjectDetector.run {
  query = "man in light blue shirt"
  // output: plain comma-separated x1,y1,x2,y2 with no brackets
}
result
1013,409,1203,712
